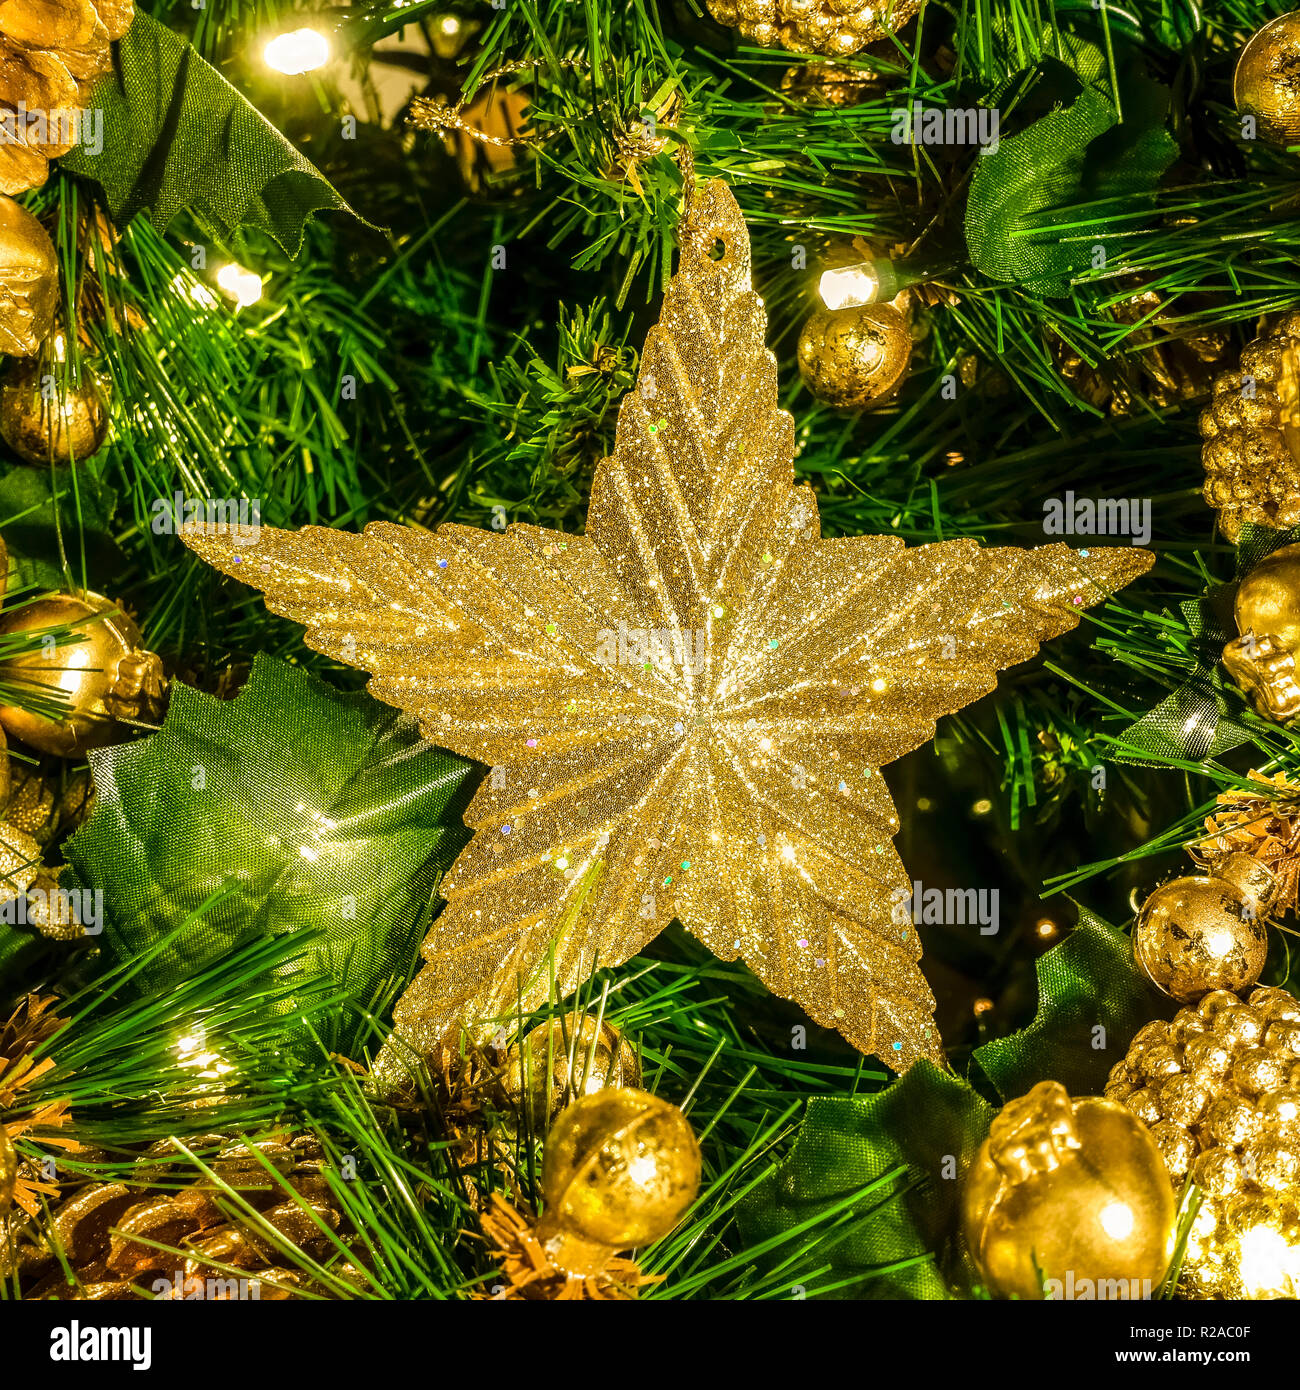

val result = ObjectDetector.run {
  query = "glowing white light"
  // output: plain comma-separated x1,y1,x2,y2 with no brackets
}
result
169,271,219,309
1098,1201,1135,1242
264,27,330,75
819,264,880,311
1239,1223,1300,1298
216,263,263,308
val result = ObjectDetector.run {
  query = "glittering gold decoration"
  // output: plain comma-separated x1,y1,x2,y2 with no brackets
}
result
0,195,56,358
0,591,165,756
1195,770,1300,916
0,357,109,464
1133,853,1273,1004
182,179,1151,1070
0,0,136,194
707,0,921,56
780,59,883,106
1109,988,1300,1298
1201,314,1300,543
962,1079,1176,1301
536,1088,699,1279
797,301,912,409
1235,12,1300,147
502,1010,640,1128
1222,542,1300,721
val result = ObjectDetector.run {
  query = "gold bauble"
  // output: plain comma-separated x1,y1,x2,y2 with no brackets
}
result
0,359,109,465
1201,312,1300,543
707,0,921,56
536,1088,701,1277
1235,12,1300,147
0,591,164,756
962,1080,1176,1300
0,195,56,358
797,302,911,409
1109,988,1300,1298
502,1011,640,1128
0,1126,16,1215
1132,853,1273,1003
1222,541,1300,721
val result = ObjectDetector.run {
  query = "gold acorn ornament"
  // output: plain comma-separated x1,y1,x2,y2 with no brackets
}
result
0,195,57,358
961,1080,1176,1300
1132,853,1274,1004
0,357,110,465
501,1011,641,1129
1222,542,1300,721
706,0,921,56
481,1088,701,1298
0,592,165,756
1201,313,1300,542
1108,989,1300,1299
1235,11,1300,147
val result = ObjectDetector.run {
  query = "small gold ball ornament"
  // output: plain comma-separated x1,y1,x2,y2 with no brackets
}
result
1132,853,1274,1003
797,302,911,409
0,592,165,756
0,359,109,465
1109,988,1300,1298
1222,542,1300,721
0,195,57,358
0,1126,16,1215
502,1011,640,1128
707,0,921,56
1235,12,1300,147
536,1088,701,1278
961,1079,1176,1300
1201,312,1300,543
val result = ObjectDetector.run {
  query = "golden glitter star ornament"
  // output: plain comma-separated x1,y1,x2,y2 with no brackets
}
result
183,179,1151,1072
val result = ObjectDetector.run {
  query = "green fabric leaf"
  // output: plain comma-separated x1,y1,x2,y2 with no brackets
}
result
965,57,1177,296
738,1062,995,1299
971,909,1174,1101
62,13,364,255
63,654,475,1009
0,466,120,593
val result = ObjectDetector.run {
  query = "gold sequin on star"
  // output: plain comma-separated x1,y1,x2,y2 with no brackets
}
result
183,179,1151,1071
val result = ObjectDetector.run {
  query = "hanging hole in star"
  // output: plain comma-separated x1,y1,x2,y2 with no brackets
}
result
709,237,727,261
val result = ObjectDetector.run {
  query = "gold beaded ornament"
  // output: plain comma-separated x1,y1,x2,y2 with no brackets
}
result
1109,988,1300,1299
1201,313,1300,544
706,0,922,57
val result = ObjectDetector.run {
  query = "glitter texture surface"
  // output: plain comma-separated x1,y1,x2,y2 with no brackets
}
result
184,180,1152,1070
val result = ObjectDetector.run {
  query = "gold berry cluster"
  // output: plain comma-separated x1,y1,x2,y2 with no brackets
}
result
1106,987,1300,1298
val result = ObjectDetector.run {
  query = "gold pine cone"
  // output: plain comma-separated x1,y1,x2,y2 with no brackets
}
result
1201,311,1300,541
15,1134,361,1300
707,0,921,56
1109,987,1300,1298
